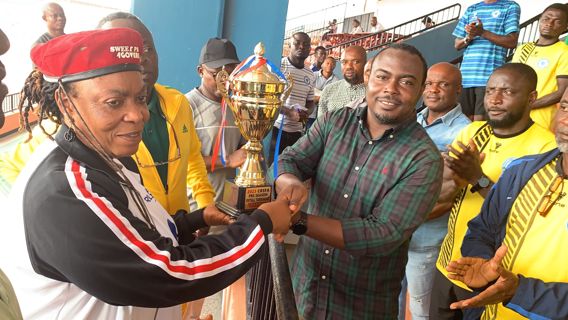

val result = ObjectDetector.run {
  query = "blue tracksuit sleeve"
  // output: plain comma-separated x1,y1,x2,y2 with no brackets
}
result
505,275,568,320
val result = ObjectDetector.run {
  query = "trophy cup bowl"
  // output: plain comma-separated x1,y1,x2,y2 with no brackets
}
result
215,43,292,217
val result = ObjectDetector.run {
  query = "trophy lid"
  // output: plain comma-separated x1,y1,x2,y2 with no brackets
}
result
230,42,287,85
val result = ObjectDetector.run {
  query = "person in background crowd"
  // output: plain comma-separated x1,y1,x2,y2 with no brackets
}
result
318,45,366,116
399,62,470,320
310,56,339,128
185,37,246,320
422,17,436,28
512,3,568,131
430,63,557,320
350,19,364,34
363,54,376,86
33,2,66,47
446,87,568,320
269,32,315,165
369,16,385,33
310,46,327,72
276,43,443,319
453,0,520,121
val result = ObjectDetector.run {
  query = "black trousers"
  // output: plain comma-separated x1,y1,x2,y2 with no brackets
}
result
429,269,483,320
268,127,303,166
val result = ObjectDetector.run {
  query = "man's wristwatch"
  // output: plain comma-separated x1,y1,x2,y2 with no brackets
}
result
471,175,491,193
291,211,308,235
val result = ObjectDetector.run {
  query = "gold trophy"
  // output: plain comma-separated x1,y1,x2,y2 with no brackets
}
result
215,42,292,217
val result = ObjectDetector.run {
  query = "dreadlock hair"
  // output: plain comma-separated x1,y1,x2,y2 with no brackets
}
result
18,69,74,142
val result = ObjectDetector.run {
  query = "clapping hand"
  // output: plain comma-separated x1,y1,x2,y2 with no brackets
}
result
443,139,485,185
446,245,520,309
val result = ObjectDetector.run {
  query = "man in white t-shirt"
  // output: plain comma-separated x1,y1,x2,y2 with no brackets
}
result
269,32,315,165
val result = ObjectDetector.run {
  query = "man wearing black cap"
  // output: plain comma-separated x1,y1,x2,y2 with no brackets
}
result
185,37,248,320
186,38,246,212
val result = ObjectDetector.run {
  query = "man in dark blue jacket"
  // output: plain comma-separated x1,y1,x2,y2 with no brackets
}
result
446,87,568,319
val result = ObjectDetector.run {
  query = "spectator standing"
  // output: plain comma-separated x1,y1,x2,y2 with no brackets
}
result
276,44,444,319
318,45,366,116
33,2,66,46
269,32,315,165
310,46,326,72
430,64,557,320
310,56,339,127
185,37,248,320
512,3,568,130
453,0,520,121
446,87,568,319
401,62,470,320
98,13,215,216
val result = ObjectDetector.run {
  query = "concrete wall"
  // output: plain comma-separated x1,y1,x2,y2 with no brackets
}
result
402,21,460,67
132,0,289,93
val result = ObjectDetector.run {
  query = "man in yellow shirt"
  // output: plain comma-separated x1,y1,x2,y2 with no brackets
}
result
430,63,557,319
512,3,568,130
446,88,568,319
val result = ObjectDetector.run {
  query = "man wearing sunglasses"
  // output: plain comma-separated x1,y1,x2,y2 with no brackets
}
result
430,63,557,319
444,87,568,320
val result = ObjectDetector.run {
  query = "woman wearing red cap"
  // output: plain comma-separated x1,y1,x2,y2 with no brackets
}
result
0,28,291,320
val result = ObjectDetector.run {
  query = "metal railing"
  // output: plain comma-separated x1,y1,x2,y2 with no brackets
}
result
2,92,20,114
246,236,298,320
322,3,462,58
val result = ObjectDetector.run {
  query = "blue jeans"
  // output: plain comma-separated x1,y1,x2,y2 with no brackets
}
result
399,213,449,320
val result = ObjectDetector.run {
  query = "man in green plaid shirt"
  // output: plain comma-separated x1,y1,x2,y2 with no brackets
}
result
276,44,444,319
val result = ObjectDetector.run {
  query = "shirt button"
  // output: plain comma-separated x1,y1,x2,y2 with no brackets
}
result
368,141,373,145
321,275,327,280
355,166,360,171
325,249,330,254
343,194,349,198
389,135,394,139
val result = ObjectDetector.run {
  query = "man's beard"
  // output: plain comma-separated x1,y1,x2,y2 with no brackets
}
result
487,109,524,129
373,110,399,125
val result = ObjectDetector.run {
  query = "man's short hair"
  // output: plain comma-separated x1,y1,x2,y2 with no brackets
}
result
290,32,310,46
377,43,428,84
314,46,326,53
494,63,538,92
96,12,151,35
543,3,568,21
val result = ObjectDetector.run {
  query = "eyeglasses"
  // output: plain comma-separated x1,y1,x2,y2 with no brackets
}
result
134,112,181,167
537,175,564,217
202,66,223,79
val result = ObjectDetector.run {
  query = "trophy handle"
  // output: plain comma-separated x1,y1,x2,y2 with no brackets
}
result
280,73,294,104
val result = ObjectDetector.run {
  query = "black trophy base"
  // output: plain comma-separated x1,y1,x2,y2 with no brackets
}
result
217,180,272,218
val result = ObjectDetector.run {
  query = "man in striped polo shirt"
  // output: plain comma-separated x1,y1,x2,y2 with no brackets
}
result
454,0,520,121
269,32,315,165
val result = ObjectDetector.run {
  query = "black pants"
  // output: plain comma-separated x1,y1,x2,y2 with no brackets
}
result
268,127,303,166
429,269,483,320
460,87,486,119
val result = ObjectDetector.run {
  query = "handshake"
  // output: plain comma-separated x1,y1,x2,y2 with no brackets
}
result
203,176,309,240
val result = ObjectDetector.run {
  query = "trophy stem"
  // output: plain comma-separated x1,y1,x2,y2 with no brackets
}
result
235,140,266,187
